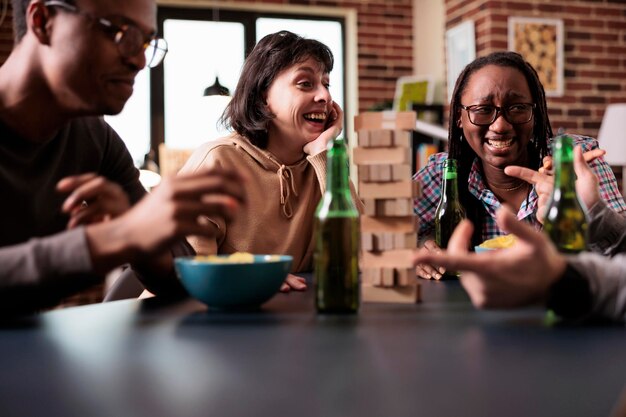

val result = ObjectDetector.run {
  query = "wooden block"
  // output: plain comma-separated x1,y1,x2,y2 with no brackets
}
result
382,199,397,215
363,198,376,216
378,165,392,182
378,198,413,216
353,147,411,165
361,233,374,252
381,233,395,250
358,165,370,182
381,268,395,287
361,283,421,304
365,232,416,250
395,268,415,286
393,232,418,249
361,216,417,233
366,165,392,183
357,130,370,147
362,269,382,286
354,111,417,131
392,130,412,147
364,198,414,217
359,165,395,184
392,198,414,216
369,165,380,182
358,180,419,199
361,249,415,269
369,130,393,147
391,164,412,181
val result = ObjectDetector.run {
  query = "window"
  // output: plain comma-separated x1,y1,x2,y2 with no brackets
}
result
104,68,150,166
162,19,244,149
106,7,347,166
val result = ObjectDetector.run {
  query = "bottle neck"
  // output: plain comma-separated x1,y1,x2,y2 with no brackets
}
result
326,143,351,198
552,138,577,197
442,169,459,201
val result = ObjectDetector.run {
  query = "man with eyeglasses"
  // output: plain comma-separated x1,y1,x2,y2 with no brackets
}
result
0,0,246,315
413,51,625,280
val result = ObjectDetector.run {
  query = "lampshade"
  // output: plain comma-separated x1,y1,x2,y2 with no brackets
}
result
598,103,626,166
203,76,230,97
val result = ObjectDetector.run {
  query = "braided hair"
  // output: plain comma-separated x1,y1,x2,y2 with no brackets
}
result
447,51,553,246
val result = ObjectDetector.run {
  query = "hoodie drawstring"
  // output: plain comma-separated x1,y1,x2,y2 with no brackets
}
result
277,164,299,218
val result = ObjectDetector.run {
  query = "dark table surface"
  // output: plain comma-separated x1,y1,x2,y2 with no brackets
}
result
1,279,625,417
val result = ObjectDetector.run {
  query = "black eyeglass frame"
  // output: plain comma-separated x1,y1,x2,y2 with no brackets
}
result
43,0,168,68
459,103,536,127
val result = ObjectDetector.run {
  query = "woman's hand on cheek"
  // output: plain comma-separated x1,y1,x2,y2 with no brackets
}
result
303,101,344,156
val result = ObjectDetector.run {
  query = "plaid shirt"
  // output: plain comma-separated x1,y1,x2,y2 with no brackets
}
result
413,134,626,243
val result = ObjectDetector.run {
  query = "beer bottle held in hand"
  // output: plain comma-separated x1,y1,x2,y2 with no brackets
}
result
543,135,588,253
314,138,359,313
434,158,466,278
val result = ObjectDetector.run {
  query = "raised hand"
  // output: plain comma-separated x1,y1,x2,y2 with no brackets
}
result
539,148,605,174
505,146,601,223
412,208,567,309
57,173,130,229
303,101,343,156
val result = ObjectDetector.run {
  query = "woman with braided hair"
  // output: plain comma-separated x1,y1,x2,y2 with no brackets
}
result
414,51,625,280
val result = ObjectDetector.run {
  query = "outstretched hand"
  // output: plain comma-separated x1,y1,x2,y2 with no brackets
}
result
412,208,567,309
504,146,601,223
57,173,131,229
303,101,343,156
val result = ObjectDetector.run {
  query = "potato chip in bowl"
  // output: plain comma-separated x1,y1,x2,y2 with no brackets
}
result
475,234,517,252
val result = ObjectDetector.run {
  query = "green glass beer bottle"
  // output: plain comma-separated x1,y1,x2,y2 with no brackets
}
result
543,135,588,253
314,138,359,314
434,158,466,279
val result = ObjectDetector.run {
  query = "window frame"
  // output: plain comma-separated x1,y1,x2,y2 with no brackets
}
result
151,6,348,161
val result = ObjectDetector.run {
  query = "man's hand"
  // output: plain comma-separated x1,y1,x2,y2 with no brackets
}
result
303,101,343,156
57,173,130,229
412,208,567,309
85,166,246,275
120,167,246,256
505,146,601,223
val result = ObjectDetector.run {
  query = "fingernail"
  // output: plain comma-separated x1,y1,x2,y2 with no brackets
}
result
434,273,442,280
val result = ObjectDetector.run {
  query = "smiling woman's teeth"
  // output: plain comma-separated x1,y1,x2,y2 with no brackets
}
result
304,113,326,122
487,138,514,148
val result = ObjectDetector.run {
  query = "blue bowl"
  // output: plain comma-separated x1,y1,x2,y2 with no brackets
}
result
174,255,293,309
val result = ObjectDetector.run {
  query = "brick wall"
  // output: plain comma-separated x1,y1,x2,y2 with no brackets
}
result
0,2,13,61
445,0,626,139
0,1,414,114
219,0,415,112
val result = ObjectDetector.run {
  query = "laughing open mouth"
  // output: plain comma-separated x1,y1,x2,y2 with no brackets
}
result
487,138,514,149
303,112,327,124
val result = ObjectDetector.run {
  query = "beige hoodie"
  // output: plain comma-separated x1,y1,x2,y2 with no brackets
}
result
179,133,345,273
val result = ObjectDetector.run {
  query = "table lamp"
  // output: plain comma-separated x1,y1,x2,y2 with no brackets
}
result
597,103,626,195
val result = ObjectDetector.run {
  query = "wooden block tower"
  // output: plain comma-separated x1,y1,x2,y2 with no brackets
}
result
354,111,421,304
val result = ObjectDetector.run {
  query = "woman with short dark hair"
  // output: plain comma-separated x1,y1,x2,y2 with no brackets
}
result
180,31,362,292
